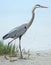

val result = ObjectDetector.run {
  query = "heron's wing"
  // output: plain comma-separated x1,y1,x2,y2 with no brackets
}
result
3,24,27,39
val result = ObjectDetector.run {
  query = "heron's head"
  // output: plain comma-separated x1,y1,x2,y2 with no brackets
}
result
35,4,48,8
32,4,48,13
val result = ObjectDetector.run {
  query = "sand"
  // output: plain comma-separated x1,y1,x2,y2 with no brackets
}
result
0,50,51,65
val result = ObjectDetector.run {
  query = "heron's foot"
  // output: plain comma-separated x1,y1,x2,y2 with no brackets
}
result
4,55,17,62
4,55,9,60
19,56,27,60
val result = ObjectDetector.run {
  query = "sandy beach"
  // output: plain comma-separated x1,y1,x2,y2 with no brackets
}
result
0,50,51,65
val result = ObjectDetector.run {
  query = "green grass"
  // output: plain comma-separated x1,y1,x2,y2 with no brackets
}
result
0,41,4,55
0,40,31,58
0,40,19,57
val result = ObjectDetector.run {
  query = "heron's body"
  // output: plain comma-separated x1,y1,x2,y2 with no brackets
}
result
3,4,48,59
3,24,28,39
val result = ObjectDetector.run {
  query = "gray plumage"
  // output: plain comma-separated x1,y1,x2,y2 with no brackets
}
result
3,24,27,39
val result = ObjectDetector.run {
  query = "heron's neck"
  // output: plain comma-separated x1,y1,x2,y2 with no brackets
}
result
27,12,35,29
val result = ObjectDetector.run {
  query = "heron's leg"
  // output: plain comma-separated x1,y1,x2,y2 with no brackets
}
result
19,36,23,59
8,38,16,46
4,38,16,60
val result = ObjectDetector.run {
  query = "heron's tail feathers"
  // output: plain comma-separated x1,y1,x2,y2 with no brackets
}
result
3,34,9,40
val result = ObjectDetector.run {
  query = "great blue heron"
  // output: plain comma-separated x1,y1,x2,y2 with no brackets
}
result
3,4,48,59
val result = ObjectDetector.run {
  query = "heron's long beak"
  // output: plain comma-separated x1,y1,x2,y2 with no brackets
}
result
40,6,48,8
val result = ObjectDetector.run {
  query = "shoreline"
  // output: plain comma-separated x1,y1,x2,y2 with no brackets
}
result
0,50,51,65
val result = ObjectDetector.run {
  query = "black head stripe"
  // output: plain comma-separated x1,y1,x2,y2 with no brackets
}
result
36,4,40,6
